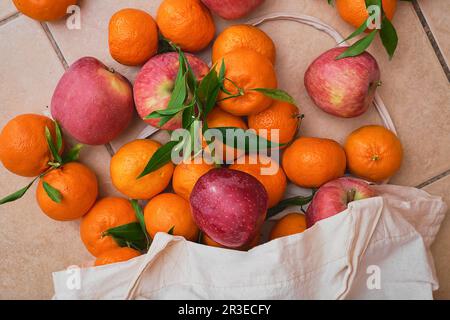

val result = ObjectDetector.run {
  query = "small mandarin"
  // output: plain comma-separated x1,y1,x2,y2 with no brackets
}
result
212,24,276,64
110,139,174,200
216,49,277,116
144,193,199,241
336,0,397,29
0,114,62,177
248,101,300,146
344,125,403,182
36,162,98,221
282,137,346,188
80,197,138,257
157,0,215,52
12,0,77,21
109,8,159,66
269,213,307,241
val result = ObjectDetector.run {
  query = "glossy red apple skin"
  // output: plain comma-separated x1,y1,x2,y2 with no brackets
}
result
304,47,380,118
201,0,264,20
190,168,268,248
51,57,134,145
306,177,376,227
134,52,209,130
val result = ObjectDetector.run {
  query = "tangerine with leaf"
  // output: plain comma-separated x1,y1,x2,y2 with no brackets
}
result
36,162,98,221
215,48,277,116
0,114,63,177
80,197,139,257
336,0,397,30
110,139,174,200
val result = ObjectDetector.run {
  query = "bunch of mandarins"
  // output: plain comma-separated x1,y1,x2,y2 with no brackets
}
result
2,0,404,267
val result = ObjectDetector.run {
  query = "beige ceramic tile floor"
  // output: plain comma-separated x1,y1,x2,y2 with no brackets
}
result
0,0,16,20
0,0,449,299
418,0,450,66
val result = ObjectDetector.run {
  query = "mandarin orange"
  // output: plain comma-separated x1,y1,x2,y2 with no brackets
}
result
36,162,98,221
282,137,346,188
344,125,403,182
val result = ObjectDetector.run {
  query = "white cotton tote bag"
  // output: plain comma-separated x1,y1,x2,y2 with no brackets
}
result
52,184,446,300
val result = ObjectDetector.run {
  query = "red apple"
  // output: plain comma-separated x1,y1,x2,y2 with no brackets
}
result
201,0,264,20
190,168,268,248
51,57,134,145
304,47,380,118
134,52,209,130
306,177,376,227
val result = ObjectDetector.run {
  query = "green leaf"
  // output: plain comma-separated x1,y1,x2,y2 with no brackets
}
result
130,199,151,250
198,67,222,117
336,29,378,60
45,126,62,164
251,88,297,105
212,127,284,152
340,17,370,44
54,121,63,153
218,60,226,83
157,34,177,54
182,105,196,129
62,143,83,164
167,73,187,109
138,140,180,178
365,0,381,8
179,51,199,94
42,181,62,203
267,193,315,219
104,222,145,241
168,226,175,235
103,222,148,251
145,104,190,119
0,178,37,205
380,17,398,59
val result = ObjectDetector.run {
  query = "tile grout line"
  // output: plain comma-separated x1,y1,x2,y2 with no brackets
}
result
412,0,450,82
39,22,116,157
415,169,450,189
0,12,20,27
